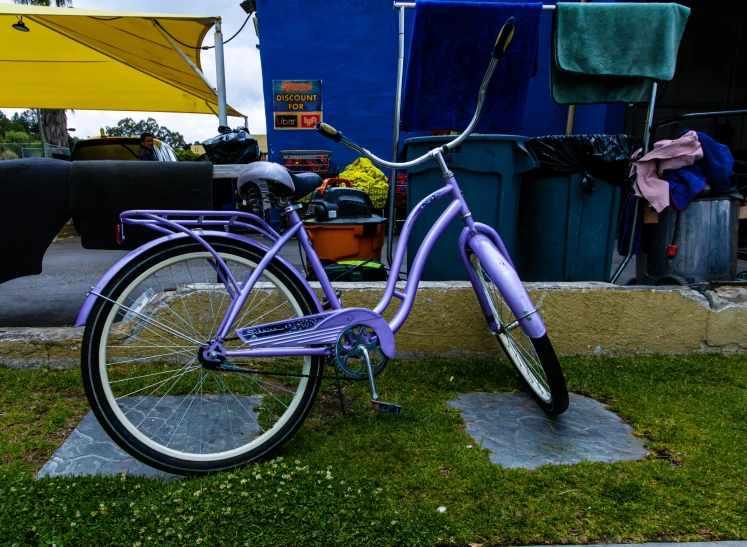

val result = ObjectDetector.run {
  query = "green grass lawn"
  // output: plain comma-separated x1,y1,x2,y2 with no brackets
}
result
1,354,746,547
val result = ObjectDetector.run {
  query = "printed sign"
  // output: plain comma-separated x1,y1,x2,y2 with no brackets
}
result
273,80,322,130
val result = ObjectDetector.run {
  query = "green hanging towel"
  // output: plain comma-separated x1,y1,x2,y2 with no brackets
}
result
551,2,690,105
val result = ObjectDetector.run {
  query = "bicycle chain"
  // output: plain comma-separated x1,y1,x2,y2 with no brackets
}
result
217,360,365,382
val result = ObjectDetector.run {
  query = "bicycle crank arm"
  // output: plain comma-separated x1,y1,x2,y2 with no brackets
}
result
235,308,395,358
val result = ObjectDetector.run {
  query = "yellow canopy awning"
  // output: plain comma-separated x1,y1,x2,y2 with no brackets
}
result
0,4,243,117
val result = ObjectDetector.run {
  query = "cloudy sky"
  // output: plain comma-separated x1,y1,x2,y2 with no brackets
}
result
0,0,265,141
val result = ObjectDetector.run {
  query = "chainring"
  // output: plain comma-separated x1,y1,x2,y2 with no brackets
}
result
334,325,388,379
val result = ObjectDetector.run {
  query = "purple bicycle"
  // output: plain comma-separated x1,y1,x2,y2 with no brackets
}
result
78,18,568,475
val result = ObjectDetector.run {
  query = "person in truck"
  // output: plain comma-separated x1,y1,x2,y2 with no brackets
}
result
138,132,157,161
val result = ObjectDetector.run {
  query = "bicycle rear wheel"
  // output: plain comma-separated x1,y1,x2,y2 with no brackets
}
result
470,252,569,414
82,237,323,475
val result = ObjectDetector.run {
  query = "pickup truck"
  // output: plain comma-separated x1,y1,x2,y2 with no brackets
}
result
0,158,248,284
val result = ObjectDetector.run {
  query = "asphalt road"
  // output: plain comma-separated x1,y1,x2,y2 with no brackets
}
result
0,234,310,328
0,233,653,328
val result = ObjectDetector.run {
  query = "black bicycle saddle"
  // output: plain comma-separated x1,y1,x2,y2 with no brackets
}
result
237,161,322,201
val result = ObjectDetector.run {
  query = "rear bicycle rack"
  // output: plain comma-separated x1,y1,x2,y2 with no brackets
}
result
119,209,281,242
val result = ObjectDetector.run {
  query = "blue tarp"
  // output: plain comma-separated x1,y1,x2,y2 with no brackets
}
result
255,0,624,171
401,1,543,135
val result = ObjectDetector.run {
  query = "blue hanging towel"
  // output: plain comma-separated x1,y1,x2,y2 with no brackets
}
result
663,163,706,211
690,131,734,193
401,0,543,135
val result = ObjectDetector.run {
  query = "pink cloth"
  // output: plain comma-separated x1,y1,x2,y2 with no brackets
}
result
631,131,703,212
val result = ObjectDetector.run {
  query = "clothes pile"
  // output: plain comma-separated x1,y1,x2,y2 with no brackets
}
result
631,130,735,212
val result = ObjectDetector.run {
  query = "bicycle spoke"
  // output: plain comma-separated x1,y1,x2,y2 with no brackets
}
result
90,245,321,466
109,367,194,385
113,308,201,354
162,263,207,341
153,371,210,444
231,369,297,395
147,271,204,342
135,364,198,428
95,292,202,346
106,349,195,366
185,261,212,336
472,254,555,403
116,283,207,345
236,370,290,411
237,374,281,421
233,289,275,331
116,362,198,403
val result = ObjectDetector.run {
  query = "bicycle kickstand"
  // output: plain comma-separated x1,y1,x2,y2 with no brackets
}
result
359,345,401,414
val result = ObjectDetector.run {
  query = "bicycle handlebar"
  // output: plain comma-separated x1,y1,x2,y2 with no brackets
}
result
316,122,343,143
315,16,517,171
492,16,515,61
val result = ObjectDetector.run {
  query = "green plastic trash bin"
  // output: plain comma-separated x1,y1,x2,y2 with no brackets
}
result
515,171,621,281
514,134,632,282
403,135,538,281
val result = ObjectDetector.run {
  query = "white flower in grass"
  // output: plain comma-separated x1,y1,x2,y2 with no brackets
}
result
437,506,447,513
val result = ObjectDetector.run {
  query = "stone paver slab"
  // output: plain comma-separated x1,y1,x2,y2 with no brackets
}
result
447,392,648,469
38,395,262,480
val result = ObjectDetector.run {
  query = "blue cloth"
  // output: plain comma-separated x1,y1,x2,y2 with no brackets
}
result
401,0,543,134
617,194,643,256
663,163,706,211
689,131,734,193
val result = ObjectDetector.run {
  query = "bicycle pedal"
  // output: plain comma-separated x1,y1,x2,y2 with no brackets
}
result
371,400,401,414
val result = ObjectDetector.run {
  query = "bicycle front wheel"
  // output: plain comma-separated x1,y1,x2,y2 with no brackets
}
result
470,252,569,414
82,237,324,475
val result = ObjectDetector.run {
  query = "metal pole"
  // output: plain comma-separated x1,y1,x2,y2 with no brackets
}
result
565,105,576,135
387,5,406,267
642,81,659,155
609,81,658,284
153,21,216,93
214,19,229,129
564,0,586,136
394,2,555,9
37,109,47,158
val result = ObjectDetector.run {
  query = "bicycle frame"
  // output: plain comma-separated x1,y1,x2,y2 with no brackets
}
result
78,18,546,359
93,147,545,364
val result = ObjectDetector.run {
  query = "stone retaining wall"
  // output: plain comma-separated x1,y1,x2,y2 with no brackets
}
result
1,282,745,370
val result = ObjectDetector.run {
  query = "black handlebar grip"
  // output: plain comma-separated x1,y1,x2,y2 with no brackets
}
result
492,17,516,60
315,122,343,143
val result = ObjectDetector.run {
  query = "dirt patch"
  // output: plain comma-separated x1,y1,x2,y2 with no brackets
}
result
306,385,360,430
0,387,89,471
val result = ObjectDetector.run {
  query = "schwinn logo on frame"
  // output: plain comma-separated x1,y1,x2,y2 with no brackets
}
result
239,316,324,340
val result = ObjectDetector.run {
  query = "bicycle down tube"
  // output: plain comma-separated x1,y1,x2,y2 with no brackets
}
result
206,155,523,350
206,174,467,348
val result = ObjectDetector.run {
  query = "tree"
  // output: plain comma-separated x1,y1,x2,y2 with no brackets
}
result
105,117,189,150
2,131,32,143
0,110,39,139
13,0,73,148
175,149,200,162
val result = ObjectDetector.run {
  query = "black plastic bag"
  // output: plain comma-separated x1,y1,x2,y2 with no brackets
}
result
528,134,633,195
203,127,261,165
